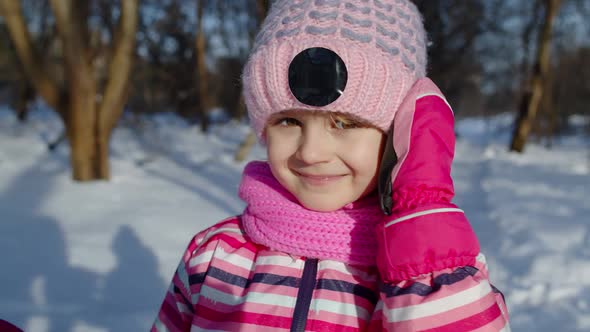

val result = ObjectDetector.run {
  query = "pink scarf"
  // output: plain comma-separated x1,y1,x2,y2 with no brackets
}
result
238,161,383,266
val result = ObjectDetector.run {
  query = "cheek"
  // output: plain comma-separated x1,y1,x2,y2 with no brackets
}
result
266,141,283,167
266,134,300,193
342,133,384,176
266,131,295,166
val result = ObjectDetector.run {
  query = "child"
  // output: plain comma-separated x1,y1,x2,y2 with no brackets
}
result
152,0,510,331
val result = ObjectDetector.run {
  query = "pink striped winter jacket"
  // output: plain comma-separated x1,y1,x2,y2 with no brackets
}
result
152,217,509,331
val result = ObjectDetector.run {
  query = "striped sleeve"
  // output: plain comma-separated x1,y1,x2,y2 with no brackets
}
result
151,218,241,332
373,253,510,331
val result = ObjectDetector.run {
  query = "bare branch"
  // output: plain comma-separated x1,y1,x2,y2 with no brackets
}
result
99,0,139,133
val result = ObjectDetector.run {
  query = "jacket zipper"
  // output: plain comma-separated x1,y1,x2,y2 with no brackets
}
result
290,258,319,332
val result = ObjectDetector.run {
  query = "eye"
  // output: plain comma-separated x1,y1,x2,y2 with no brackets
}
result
332,118,361,130
275,117,301,127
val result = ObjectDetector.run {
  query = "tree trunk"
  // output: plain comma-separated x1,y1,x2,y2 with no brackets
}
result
196,0,211,132
52,0,102,180
1,0,138,181
519,0,543,87
537,67,555,148
67,98,105,180
509,0,562,152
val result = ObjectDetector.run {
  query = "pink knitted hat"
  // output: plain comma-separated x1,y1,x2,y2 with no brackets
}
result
242,0,427,140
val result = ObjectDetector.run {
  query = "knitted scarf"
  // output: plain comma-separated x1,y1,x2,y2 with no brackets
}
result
238,161,383,267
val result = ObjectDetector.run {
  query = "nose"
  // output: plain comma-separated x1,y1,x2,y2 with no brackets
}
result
295,124,332,164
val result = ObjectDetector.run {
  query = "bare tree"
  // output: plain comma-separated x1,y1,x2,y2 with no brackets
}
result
0,0,139,181
1,1,54,122
519,0,544,87
414,0,487,104
510,0,563,152
195,0,212,132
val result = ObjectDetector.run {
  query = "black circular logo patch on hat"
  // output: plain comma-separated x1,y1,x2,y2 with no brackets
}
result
288,47,348,107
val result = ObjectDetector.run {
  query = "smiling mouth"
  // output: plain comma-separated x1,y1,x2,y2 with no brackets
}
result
294,170,346,185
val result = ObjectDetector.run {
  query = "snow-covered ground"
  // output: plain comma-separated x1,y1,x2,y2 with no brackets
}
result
0,104,588,332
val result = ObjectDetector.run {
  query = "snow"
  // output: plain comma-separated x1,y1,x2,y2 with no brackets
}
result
1,104,589,331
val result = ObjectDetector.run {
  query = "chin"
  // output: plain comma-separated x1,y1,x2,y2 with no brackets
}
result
299,198,347,212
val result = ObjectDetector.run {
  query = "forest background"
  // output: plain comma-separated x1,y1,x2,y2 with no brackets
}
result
0,0,589,181
0,1,589,331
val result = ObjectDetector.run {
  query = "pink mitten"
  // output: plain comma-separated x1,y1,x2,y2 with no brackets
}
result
376,78,480,283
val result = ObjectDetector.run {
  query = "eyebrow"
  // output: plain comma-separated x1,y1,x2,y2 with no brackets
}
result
330,112,371,125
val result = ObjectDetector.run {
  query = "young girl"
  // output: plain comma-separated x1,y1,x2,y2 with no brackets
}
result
152,0,510,331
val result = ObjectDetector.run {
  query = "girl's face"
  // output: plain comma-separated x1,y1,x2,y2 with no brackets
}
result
266,111,385,212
